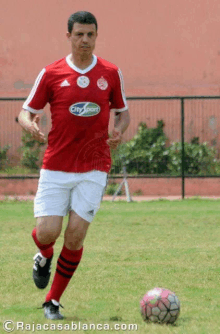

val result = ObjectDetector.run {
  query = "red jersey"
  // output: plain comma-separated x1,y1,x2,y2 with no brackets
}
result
23,55,128,173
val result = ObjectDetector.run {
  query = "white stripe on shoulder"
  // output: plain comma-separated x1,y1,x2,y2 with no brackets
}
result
117,69,128,110
23,68,46,110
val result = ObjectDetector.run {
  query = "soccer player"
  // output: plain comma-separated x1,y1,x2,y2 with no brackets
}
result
18,11,130,320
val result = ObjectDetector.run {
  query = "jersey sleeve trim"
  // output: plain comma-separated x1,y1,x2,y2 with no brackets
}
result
23,105,44,114
110,106,128,112
22,68,46,111
117,69,128,109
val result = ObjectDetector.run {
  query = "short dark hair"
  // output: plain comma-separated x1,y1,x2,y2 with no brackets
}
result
68,11,98,33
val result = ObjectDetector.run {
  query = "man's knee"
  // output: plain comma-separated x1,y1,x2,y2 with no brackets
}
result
37,228,60,244
36,216,63,244
64,212,90,250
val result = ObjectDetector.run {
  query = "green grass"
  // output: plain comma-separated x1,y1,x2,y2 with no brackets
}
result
0,199,220,333
0,166,39,175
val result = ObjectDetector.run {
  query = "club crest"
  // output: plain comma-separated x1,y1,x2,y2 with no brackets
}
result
97,77,108,90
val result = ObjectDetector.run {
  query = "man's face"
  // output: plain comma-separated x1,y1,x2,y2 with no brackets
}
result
67,23,97,57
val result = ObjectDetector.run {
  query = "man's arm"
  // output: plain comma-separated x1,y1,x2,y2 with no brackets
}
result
107,110,130,150
18,109,46,143
114,110,130,134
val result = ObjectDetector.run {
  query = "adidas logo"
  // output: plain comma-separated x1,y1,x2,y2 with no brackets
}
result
60,79,70,87
88,209,95,216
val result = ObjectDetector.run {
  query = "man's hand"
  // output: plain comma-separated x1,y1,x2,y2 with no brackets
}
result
18,110,46,143
107,128,122,150
29,115,46,143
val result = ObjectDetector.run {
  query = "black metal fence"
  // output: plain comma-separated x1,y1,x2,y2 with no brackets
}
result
0,96,220,198
126,96,220,198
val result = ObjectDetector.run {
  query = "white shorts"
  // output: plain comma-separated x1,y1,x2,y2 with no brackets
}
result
34,169,108,223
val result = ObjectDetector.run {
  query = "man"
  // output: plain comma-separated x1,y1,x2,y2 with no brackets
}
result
18,11,130,320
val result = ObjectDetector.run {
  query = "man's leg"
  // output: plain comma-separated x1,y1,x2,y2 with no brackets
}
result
45,172,107,304
32,216,63,289
42,170,107,319
45,211,89,303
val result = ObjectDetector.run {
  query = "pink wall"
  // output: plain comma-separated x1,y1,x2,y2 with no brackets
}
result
1,177,220,197
1,0,220,97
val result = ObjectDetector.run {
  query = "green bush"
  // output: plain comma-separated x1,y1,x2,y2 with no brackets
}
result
111,122,219,176
105,182,122,195
0,144,11,169
167,140,218,175
20,132,45,170
111,120,169,174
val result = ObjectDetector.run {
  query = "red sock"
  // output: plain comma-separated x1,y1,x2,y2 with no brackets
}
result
32,227,55,259
45,245,83,303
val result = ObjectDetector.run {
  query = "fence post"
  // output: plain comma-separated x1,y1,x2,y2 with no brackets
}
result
181,98,185,199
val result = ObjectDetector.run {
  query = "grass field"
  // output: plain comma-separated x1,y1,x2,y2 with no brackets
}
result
0,199,220,334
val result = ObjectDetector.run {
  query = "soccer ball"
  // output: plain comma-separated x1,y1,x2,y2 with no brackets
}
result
140,287,180,324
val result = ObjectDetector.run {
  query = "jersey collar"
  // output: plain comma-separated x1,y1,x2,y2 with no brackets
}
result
66,54,97,74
